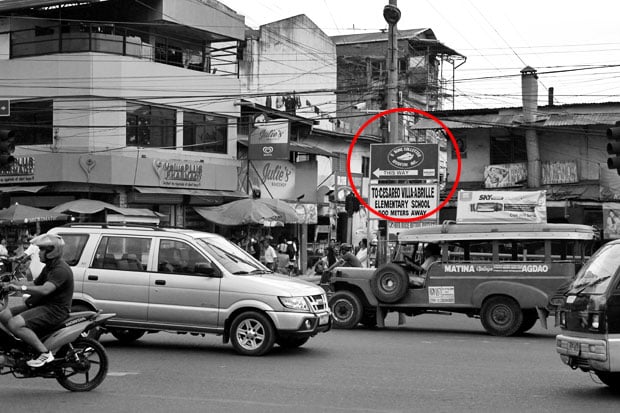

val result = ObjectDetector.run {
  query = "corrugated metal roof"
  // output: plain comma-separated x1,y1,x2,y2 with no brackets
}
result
0,0,101,12
331,29,430,45
409,112,620,130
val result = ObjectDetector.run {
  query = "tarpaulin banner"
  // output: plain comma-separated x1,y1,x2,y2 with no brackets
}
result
456,190,547,223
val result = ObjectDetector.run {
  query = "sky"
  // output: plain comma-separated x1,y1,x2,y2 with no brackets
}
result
220,0,620,110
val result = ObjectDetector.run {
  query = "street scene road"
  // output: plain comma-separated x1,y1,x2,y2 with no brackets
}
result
2,314,619,413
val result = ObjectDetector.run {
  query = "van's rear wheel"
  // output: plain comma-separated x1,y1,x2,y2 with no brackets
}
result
370,264,409,303
110,328,145,344
517,309,538,334
329,291,363,329
595,372,620,389
480,296,523,336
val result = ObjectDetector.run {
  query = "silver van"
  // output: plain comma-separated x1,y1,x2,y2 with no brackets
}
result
50,224,331,356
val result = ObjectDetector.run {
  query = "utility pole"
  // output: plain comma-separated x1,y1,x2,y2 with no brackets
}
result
384,0,401,143
376,0,401,267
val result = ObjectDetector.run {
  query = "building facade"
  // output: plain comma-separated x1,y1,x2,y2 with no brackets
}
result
0,0,248,228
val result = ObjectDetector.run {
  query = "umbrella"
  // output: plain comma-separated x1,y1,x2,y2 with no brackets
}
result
194,198,301,226
0,203,69,225
50,199,159,217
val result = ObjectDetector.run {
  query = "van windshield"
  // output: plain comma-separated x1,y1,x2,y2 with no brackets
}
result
196,237,271,275
569,243,620,294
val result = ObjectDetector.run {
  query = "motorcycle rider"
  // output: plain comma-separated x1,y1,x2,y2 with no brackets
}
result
0,233,73,368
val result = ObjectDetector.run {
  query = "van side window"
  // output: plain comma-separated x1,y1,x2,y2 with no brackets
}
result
158,239,211,275
91,236,151,271
60,233,89,266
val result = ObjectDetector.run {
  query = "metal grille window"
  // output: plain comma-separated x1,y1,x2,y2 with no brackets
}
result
183,111,227,154
490,135,527,164
332,153,347,173
126,103,176,148
0,100,53,145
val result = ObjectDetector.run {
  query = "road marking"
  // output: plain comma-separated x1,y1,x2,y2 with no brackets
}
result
107,371,140,377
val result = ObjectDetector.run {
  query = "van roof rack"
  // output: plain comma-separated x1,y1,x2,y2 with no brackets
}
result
60,222,166,231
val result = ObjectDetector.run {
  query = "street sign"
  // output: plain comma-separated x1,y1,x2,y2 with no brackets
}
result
370,143,438,180
368,183,438,219
0,99,9,117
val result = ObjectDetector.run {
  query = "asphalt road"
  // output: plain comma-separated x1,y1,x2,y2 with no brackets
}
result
2,313,619,413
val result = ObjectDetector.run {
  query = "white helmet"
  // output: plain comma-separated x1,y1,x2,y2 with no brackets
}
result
31,233,65,261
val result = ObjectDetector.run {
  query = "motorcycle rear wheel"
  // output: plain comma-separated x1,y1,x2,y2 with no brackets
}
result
55,337,109,392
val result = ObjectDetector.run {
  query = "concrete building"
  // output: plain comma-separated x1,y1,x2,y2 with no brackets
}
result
0,0,248,230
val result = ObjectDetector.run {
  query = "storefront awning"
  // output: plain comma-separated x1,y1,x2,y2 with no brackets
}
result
0,185,46,193
134,187,248,199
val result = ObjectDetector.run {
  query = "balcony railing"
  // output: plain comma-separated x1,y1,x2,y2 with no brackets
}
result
8,22,239,76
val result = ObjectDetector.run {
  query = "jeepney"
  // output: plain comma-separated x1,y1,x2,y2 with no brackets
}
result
327,221,597,336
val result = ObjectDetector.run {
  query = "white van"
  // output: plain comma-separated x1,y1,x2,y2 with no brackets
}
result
50,224,331,356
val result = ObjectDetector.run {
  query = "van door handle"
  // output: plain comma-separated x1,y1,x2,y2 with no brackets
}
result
155,280,166,285
88,275,98,281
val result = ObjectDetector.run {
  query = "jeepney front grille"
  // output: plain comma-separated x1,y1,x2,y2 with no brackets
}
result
307,293,328,312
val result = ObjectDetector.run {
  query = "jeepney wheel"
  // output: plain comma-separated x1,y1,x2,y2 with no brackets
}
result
595,372,620,389
329,291,363,329
516,309,538,334
480,296,523,337
370,264,409,303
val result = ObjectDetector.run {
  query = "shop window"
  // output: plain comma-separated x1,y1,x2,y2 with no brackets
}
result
0,100,53,145
126,103,176,148
183,111,227,154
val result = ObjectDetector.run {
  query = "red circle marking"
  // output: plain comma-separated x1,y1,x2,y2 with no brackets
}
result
346,107,462,222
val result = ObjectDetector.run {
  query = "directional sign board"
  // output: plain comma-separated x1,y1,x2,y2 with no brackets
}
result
369,183,438,219
370,143,438,180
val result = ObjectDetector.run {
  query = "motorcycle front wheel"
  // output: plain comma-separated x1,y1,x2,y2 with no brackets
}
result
55,337,109,392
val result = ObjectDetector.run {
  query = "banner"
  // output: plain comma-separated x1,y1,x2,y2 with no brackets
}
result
484,163,527,188
457,190,547,223
542,160,578,185
603,203,620,239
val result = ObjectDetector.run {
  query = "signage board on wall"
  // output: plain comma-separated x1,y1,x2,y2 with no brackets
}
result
0,156,35,184
370,143,438,180
153,159,202,188
456,190,547,224
248,121,290,160
368,183,438,220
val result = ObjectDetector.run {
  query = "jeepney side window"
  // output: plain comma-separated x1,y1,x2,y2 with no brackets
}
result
447,242,465,262
498,241,517,261
551,240,578,261
513,240,545,261
468,241,493,262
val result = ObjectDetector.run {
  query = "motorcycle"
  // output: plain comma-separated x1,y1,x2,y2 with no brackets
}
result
0,270,115,392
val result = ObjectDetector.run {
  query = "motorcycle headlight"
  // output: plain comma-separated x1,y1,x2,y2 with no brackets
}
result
279,296,309,311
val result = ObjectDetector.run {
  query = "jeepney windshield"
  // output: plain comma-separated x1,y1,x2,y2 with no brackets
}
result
569,243,620,294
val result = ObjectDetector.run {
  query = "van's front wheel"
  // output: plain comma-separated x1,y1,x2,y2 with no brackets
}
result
480,296,523,336
230,311,275,356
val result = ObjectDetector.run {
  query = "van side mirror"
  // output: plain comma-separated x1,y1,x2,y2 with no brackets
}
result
195,262,221,278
